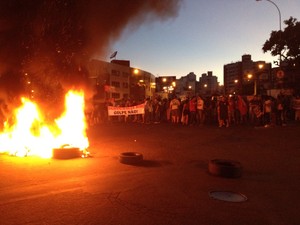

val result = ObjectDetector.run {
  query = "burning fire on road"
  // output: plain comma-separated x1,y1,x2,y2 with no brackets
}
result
0,0,181,159
0,90,89,159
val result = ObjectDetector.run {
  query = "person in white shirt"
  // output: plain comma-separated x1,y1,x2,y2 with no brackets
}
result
170,96,180,124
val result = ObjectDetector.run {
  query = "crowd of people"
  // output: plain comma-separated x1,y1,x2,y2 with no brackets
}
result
1,92,300,131
87,93,300,128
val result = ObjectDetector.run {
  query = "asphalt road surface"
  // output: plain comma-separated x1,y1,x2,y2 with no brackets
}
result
1,122,300,225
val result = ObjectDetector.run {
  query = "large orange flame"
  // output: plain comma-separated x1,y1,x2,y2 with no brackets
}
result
0,90,89,158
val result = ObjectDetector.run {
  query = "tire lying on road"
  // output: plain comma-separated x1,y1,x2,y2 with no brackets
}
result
52,147,81,159
119,152,143,165
208,159,242,178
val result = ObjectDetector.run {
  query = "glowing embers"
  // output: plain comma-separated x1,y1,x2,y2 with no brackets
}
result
0,90,89,159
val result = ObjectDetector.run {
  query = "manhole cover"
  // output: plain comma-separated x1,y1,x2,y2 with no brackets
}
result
209,191,247,202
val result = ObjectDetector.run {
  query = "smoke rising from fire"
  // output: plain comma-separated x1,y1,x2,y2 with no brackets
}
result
0,0,181,103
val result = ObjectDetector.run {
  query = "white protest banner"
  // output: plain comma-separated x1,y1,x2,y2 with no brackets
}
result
108,103,145,116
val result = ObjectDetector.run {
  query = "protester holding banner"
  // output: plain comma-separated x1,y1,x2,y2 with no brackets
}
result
107,101,145,119
144,98,153,124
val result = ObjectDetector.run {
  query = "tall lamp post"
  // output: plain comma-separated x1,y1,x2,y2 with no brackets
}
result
256,0,281,31
256,0,282,66
256,0,282,65
247,63,266,95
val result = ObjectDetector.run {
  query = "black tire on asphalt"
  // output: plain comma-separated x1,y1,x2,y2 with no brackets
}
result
52,147,81,159
119,152,143,165
208,159,242,178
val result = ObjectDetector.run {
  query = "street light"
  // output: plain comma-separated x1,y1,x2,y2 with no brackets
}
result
249,63,265,95
234,79,239,94
133,68,139,75
256,0,281,31
256,0,282,64
258,64,264,69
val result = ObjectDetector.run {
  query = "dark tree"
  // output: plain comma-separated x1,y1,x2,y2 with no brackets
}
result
262,17,300,69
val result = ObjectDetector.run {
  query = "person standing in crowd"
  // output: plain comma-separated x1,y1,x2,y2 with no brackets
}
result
292,95,300,121
170,96,180,124
106,98,115,123
210,96,218,125
275,94,284,126
124,99,131,123
117,98,126,122
217,96,229,128
196,95,205,126
160,98,169,123
204,96,213,125
249,95,263,126
144,98,153,124
237,95,248,124
189,96,197,126
153,97,161,124
84,98,94,126
263,96,272,127
131,99,138,123
228,96,236,126
181,99,189,125
282,95,291,125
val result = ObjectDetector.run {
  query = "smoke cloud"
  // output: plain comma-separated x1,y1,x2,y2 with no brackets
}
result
0,0,181,102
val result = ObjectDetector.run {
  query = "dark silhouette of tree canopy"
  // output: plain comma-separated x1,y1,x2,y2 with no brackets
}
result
262,17,300,69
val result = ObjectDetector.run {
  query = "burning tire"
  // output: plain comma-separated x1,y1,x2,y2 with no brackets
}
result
119,152,143,165
52,147,81,159
208,159,242,178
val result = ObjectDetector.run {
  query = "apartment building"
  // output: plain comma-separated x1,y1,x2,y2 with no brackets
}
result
224,54,271,95
88,59,155,102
